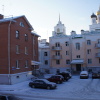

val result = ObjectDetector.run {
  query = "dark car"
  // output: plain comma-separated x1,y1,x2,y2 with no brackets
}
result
0,95,22,100
47,75,64,84
29,79,57,89
58,71,72,81
92,72,100,79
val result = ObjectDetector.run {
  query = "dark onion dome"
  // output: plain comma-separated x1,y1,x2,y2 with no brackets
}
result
91,13,97,18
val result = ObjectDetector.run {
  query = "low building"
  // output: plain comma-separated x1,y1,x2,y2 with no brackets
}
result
38,39,50,73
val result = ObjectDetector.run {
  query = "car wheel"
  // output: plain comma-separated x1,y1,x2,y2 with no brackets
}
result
32,85,35,88
47,86,51,89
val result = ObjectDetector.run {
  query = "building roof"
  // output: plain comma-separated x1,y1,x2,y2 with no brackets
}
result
0,15,33,30
31,31,40,37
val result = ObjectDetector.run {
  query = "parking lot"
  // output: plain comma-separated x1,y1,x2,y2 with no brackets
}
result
0,75,100,100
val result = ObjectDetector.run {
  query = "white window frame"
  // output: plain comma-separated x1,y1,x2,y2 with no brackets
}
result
16,45,20,54
25,60,28,68
25,47,28,55
16,60,20,69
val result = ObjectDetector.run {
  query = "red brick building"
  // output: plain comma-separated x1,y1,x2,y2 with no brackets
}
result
0,14,40,84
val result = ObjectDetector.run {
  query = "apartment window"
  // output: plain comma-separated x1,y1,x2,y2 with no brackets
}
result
20,22,24,27
55,42,60,47
16,60,19,68
16,45,20,54
25,47,28,55
76,55,80,58
66,51,69,55
65,42,69,46
87,40,91,45
88,59,92,64
44,60,48,65
25,60,28,68
66,60,70,64
98,39,100,44
87,49,91,54
56,51,60,56
99,58,100,63
25,34,28,41
56,60,60,64
76,43,80,50
44,52,48,56
16,30,19,39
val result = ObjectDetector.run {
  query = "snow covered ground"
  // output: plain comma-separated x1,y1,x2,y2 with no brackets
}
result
0,75,100,100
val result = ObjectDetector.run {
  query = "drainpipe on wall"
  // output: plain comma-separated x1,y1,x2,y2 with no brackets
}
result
8,20,12,85
70,36,73,74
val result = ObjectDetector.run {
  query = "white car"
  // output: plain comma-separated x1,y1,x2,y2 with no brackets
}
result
80,71,89,79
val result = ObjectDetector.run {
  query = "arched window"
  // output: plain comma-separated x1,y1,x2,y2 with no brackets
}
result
57,28,60,33
16,30,19,39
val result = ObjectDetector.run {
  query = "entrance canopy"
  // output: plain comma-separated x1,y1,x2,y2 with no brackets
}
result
71,59,84,64
31,61,41,65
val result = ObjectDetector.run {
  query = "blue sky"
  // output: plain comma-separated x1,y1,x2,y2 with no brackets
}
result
0,0,100,40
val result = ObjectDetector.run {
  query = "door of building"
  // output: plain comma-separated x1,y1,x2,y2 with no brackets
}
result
76,64,81,71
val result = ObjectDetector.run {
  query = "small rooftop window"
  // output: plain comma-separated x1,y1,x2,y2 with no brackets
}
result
20,22,24,27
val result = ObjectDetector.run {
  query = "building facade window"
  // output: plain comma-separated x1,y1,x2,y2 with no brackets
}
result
25,47,28,55
87,40,91,45
76,43,80,50
16,60,19,69
25,34,28,41
98,39,100,44
87,49,91,54
16,45,20,54
44,60,48,65
66,60,70,64
56,60,60,64
56,51,60,56
16,30,19,39
55,42,60,47
44,52,48,56
88,59,92,64
66,51,69,55
20,22,24,27
99,58,100,63
65,42,69,46
25,60,28,68
57,28,60,33
76,55,80,58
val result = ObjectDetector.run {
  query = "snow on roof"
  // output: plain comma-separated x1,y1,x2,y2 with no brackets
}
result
71,59,84,64
0,15,24,23
31,31,40,37
0,15,33,30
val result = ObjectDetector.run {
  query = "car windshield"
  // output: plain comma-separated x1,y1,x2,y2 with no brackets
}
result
42,79,51,83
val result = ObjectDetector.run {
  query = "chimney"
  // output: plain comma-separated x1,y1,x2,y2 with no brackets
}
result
0,14,4,19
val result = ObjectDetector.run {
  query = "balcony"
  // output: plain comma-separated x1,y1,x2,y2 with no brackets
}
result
52,55,62,59
95,53,100,57
95,43,100,48
52,46,62,50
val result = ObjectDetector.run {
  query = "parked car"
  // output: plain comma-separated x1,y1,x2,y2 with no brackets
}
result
80,71,89,79
0,95,22,100
31,76,38,81
58,71,72,81
47,75,64,84
92,72,100,79
29,79,57,89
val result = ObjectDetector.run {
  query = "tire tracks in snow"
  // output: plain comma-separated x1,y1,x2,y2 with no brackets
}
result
71,79,100,97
